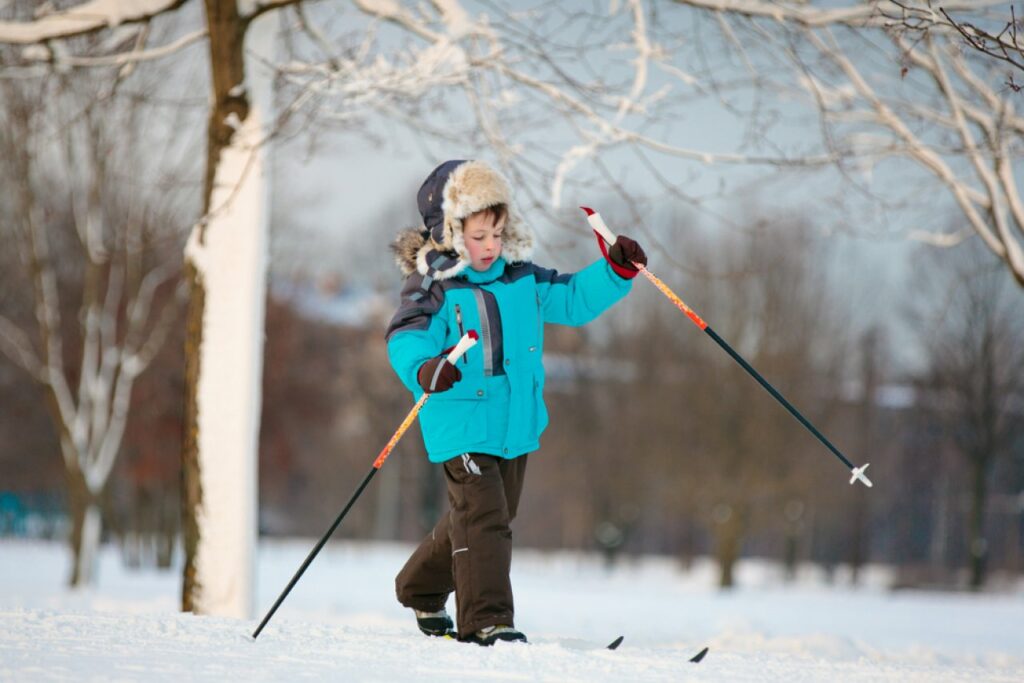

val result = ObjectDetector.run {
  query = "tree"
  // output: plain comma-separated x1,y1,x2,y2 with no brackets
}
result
665,0,1024,287
687,217,849,587
0,63,186,586
0,0,291,615
911,240,1024,588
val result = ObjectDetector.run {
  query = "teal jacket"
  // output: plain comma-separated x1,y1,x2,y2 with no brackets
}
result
386,256,632,463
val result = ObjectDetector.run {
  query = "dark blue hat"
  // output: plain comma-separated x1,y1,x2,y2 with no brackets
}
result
417,159,466,244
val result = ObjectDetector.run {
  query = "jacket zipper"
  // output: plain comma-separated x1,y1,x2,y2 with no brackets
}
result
472,289,494,377
454,303,467,364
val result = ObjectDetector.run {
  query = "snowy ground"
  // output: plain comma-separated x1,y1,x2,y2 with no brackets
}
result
1,539,1022,682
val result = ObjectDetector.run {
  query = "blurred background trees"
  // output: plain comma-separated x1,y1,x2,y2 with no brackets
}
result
0,46,195,585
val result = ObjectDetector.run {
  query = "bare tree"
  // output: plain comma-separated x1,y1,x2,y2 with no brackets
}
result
911,239,1024,589
0,66,186,586
681,217,850,587
0,0,299,615
659,0,1024,288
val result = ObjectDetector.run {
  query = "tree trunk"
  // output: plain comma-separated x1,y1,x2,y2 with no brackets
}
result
67,466,101,587
968,455,990,590
714,503,746,589
181,3,276,618
850,329,879,585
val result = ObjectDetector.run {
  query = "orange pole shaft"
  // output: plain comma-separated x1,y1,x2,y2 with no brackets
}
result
373,393,429,469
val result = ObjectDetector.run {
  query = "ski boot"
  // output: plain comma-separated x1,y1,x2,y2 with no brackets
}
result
464,625,527,646
414,609,456,638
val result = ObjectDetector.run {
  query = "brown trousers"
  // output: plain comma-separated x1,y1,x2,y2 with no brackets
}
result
395,453,528,638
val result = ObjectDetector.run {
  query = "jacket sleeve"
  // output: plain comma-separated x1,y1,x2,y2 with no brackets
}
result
534,258,632,327
385,275,448,393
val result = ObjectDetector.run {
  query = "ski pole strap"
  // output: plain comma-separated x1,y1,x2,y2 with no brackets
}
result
428,359,448,392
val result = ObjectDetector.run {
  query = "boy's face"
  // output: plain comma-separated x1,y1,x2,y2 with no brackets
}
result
463,211,505,271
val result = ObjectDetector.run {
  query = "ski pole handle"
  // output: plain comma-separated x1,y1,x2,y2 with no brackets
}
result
581,206,618,246
446,329,479,364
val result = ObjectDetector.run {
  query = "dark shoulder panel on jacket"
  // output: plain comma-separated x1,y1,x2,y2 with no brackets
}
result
499,261,572,285
385,275,480,341
385,273,447,341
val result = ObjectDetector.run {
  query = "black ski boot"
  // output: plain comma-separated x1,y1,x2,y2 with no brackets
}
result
464,625,527,646
414,609,456,638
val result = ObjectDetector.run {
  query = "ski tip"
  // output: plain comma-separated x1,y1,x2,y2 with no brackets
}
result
606,635,624,650
579,206,595,216
689,646,709,663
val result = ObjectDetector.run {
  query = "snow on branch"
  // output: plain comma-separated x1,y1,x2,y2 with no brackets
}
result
672,0,1006,30
278,0,854,216
0,0,189,44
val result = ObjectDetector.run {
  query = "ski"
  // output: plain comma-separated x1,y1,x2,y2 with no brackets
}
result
689,646,709,663
442,633,624,650
606,637,707,662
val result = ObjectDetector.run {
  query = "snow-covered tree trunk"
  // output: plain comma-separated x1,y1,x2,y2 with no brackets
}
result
66,460,102,586
181,1,277,618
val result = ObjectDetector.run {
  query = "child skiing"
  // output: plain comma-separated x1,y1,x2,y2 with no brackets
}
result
385,159,647,646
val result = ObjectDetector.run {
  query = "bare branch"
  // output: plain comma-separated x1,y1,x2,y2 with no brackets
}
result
939,5,1024,74
0,314,43,378
245,0,305,23
672,0,1005,30
42,28,207,68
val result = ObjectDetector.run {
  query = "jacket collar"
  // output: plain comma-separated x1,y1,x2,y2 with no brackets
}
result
461,257,507,284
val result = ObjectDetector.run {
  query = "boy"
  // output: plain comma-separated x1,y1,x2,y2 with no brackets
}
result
385,159,646,645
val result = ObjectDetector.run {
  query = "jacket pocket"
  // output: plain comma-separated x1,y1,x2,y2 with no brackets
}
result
533,372,549,434
419,382,488,452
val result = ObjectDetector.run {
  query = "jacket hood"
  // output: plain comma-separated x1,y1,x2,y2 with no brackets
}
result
391,160,534,279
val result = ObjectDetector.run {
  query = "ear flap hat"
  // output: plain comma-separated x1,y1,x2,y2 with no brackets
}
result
392,160,534,279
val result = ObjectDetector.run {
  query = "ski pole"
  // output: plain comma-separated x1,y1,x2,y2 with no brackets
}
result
252,330,480,639
580,207,872,488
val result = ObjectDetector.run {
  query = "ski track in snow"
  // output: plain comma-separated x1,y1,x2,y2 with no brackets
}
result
1,539,1022,682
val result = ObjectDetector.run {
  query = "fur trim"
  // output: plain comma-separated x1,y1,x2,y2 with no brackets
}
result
390,228,469,280
391,228,429,278
394,160,535,277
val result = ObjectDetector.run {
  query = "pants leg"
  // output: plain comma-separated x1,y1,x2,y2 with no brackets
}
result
394,512,455,613
446,453,528,638
394,453,528,635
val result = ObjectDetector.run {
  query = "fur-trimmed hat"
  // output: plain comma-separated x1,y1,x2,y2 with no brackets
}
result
391,160,534,279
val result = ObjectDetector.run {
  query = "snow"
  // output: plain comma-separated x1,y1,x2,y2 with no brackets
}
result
0,0,181,44
2,539,1022,682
